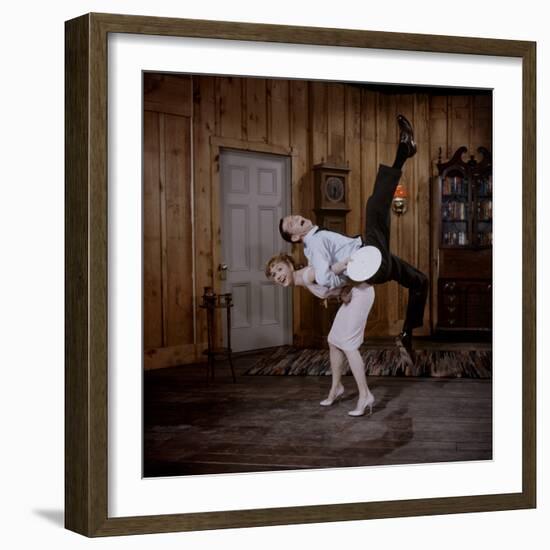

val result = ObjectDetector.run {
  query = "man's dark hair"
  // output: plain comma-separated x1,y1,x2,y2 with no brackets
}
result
279,218,293,243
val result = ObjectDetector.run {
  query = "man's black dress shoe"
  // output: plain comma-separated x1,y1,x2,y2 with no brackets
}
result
397,114,417,158
395,330,415,364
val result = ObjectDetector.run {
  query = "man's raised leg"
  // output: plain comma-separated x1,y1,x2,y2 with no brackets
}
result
361,114,426,360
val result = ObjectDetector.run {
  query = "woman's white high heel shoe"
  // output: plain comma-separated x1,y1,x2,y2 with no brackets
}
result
320,385,345,406
348,392,375,417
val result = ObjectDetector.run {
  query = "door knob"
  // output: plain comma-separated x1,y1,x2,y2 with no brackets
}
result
218,263,228,280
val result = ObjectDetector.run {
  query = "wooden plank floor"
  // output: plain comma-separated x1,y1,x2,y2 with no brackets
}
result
144,345,492,477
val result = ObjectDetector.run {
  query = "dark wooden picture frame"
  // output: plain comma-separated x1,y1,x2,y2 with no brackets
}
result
65,12,536,537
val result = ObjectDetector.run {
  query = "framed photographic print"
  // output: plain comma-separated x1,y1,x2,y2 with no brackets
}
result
65,13,536,537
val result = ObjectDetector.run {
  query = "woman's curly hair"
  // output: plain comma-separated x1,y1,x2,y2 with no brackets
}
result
264,253,301,279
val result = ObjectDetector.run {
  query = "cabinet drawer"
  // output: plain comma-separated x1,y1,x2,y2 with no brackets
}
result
439,248,492,279
438,278,492,330
443,293,458,305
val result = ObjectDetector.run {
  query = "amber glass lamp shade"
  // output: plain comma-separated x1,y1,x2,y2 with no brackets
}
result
392,183,408,215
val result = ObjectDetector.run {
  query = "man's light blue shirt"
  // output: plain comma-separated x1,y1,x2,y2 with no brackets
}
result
303,226,363,289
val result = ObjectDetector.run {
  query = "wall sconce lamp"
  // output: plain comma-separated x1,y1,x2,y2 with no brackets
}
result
391,183,409,215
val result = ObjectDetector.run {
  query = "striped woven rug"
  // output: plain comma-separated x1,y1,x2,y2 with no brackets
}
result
244,346,492,378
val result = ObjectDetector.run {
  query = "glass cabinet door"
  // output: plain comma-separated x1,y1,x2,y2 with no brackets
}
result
474,175,492,247
440,175,469,246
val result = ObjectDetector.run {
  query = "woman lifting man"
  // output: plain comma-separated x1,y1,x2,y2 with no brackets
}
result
265,114,428,417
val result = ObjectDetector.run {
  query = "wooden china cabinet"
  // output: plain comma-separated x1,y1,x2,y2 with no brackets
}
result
431,146,493,335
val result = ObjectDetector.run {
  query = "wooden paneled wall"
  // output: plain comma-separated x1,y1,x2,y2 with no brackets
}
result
143,74,492,369
429,95,492,173
143,75,195,368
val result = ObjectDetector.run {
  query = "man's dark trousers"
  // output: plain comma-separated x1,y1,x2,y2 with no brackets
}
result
364,164,428,332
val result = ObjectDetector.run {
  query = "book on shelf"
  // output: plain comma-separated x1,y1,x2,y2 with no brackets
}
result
442,230,469,246
477,199,492,220
442,200,466,221
442,176,467,196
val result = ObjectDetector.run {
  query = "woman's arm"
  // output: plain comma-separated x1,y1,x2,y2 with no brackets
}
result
292,267,309,287
330,258,350,275
309,245,348,289
296,267,344,300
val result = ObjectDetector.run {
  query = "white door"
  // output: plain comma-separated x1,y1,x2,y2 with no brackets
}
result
220,149,291,352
